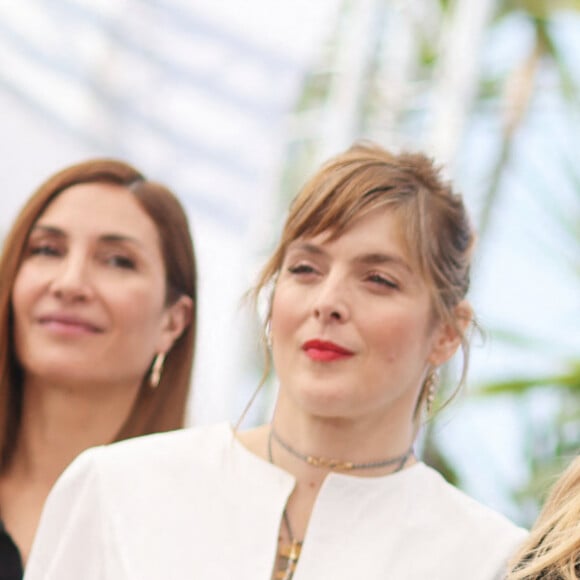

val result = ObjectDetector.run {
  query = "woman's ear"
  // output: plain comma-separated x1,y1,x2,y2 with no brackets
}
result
157,295,193,353
428,300,472,367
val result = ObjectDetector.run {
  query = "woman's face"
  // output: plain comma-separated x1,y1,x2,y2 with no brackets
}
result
12,182,188,390
270,206,459,426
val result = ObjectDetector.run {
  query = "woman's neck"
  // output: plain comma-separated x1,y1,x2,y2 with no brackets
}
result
269,393,417,481
0,375,141,564
6,375,141,486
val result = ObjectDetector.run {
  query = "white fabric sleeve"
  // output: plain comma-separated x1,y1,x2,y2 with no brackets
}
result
24,448,124,580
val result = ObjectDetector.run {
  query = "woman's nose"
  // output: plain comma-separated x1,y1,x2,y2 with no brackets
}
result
49,254,93,302
312,276,350,323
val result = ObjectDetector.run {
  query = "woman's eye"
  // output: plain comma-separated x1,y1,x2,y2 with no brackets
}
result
367,273,398,289
287,264,316,275
105,255,136,270
29,244,61,257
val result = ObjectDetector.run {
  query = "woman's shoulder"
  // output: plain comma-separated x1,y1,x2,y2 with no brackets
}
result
389,463,528,578
410,463,528,540
64,422,234,489
107,421,232,460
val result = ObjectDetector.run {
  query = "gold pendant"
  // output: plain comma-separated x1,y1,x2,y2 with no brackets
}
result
280,540,301,561
306,455,353,470
274,540,302,580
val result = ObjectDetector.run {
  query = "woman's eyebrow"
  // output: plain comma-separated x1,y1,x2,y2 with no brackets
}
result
29,224,65,237
287,243,412,273
286,242,327,256
98,234,144,248
356,252,412,273
31,225,146,250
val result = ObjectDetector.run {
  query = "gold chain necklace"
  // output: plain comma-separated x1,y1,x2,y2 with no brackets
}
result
270,426,413,472
267,427,412,579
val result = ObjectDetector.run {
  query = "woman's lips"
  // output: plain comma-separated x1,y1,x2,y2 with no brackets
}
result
302,339,354,362
37,314,103,335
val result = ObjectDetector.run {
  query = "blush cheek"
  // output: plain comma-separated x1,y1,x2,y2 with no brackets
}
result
105,282,158,332
11,272,39,358
270,287,305,388
369,315,427,364
12,269,34,315
119,299,160,340
270,285,299,343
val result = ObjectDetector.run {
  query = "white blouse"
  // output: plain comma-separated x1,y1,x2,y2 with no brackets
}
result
25,423,527,580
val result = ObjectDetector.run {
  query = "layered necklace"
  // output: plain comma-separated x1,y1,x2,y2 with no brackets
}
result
267,427,413,580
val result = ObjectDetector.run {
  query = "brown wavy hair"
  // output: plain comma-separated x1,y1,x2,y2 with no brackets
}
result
0,159,197,470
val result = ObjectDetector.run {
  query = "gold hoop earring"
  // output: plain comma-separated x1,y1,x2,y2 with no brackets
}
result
149,353,166,389
424,370,439,414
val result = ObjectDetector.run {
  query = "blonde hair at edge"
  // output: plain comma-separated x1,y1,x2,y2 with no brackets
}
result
251,142,476,422
508,455,580,580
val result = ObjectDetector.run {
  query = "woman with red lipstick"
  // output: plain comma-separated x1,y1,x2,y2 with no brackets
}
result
0,159,196,580
26,144,525,580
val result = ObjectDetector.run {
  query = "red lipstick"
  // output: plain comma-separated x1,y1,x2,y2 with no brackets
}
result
302,339,354,362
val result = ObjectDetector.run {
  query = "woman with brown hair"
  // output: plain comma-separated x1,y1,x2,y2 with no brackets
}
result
508,455,580,580
26,143,525,580
0,159,197,579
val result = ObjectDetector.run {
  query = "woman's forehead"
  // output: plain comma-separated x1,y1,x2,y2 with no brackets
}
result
289,205,410,249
